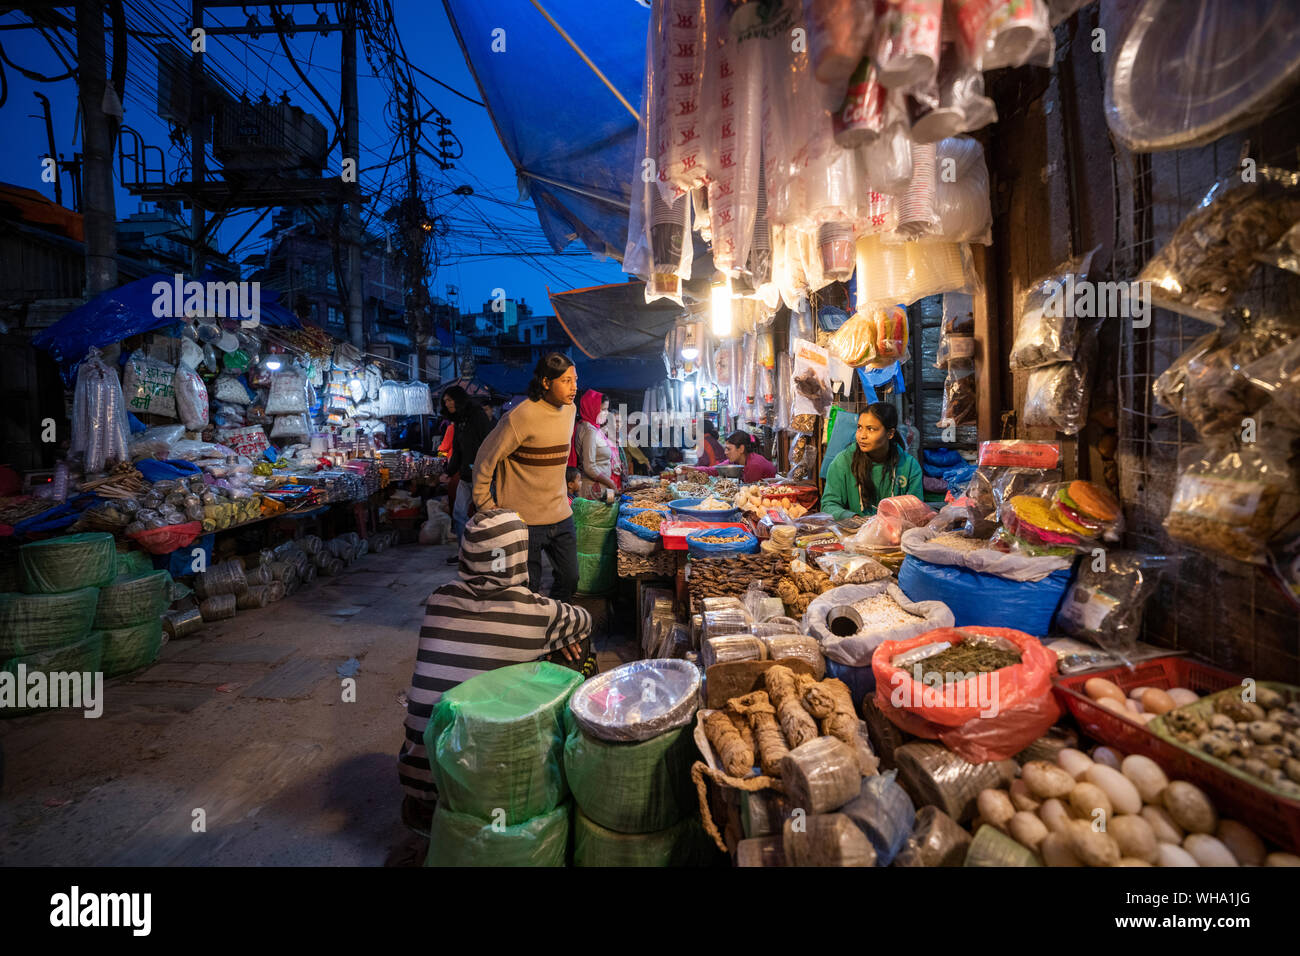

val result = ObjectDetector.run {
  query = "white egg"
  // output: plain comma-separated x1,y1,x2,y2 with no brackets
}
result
1167,688,1199,707
1086,764,1143,815
1142,805,1185,845
1121,754,1169,803
1184,833,1238,868
1156,843,1200,867
1056,748,1094,779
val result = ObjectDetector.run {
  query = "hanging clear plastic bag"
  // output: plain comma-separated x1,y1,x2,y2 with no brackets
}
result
941,361,977,426
71,347,130,474
173,364,210,431
1138,167,1300,323
803,0,875,91
271,414,311,440
1021,330,1095,436
266,367,309,415
790,337,833,426
930,137,992,245
123,351,178,418
1009,246,1097,370
1240,335,1300,428
1165,442,1292,566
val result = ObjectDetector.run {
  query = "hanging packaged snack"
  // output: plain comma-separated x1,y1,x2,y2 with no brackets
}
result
1008,247,1097,370
1139,167,1300,323
1022,326,1097,435
873,305,910,366
940,361,977,426
1241,336,1300,429
1153,312,1299,442
1255,220,1300,276
827,311,878,367
789,337,833,432
1164,443,1292,565
1056,551,1170,661
959,440,1062,522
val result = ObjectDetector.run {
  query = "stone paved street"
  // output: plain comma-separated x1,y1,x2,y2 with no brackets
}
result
0,543,637,866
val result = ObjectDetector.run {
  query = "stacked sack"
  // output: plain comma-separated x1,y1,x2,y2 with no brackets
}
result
424,662,581,867
564,660,716,866
570,498,617,595
93,549,172,677
2,533,127,713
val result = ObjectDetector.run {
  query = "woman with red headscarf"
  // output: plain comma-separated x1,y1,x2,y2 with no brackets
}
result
570,390,620,500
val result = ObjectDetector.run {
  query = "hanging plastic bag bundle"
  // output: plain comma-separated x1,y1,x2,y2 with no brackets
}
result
71,348,131,474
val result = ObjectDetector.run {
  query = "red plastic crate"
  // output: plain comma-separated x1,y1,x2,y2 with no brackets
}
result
1053,656,1300,852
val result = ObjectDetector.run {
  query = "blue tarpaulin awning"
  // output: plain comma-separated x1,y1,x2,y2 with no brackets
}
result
442,0,646,259
33,273,301,382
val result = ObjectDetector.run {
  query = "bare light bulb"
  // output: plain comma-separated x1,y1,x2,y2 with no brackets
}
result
711,275,732,337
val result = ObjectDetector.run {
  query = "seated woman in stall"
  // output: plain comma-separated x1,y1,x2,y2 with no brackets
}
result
684,430,777,483
821,402,923,521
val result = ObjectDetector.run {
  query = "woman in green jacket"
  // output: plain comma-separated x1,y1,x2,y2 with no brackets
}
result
821,402,923,521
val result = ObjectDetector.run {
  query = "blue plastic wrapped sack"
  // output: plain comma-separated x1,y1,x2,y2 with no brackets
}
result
897,556,1071,636
825,657,876,707
842,771,916,865
686,528,758,557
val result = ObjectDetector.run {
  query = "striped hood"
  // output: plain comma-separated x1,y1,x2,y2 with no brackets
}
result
458,508,530,591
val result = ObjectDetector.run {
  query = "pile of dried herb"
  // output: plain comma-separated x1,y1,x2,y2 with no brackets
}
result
915,640,1022,681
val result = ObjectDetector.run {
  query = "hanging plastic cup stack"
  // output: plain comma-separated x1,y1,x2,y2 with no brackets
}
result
833,56,888,148
818,221,857,283
897,143,938,238
981,0,1053,70
875,0,944,91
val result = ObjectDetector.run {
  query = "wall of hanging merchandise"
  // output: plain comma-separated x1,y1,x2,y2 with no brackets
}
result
1112,101,1300,684
624,0,1006,314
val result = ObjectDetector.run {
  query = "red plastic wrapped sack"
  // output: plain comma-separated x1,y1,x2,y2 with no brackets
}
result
871,626,1061,763
128,521,202,555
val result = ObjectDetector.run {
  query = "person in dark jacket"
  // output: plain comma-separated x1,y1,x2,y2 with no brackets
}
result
442,386,491,557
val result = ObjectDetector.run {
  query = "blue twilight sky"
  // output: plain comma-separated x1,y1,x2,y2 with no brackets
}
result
0,0,628,315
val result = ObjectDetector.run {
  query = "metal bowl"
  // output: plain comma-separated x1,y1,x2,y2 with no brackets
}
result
668,497,743,522
826,604,863,638
711,464,744,479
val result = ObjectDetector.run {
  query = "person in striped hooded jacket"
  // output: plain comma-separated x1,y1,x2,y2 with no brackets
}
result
397,508,592,830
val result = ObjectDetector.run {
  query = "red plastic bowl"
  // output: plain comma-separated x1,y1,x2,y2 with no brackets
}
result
1054,656,1300,852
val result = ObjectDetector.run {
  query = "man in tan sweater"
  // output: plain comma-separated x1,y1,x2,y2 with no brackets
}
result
472,353,580,601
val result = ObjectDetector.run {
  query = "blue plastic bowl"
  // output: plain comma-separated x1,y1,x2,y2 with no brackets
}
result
667,497,743,522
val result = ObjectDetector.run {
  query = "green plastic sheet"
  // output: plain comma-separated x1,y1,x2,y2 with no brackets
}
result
0,587,99,657
95,570,170,629
572,498,616,594
426,661,582,825
425,801,570,867
563,721,696,833
114,550,156,579
572,808,717,867
19,533,117,593
1,630,105,718
100,619,163,677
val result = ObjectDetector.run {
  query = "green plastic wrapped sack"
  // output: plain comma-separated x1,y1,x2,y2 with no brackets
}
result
1,631,105,718
95,570,171,629
19,533,117,593
114,550,156,579
572,498,616,594
0,587,100,657
573,808,717,867
426,661,583,825
563,722,696,833
425,801,570,867
100,619,164,677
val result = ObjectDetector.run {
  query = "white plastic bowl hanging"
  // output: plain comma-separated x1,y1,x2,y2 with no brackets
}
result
1106,0,1300,152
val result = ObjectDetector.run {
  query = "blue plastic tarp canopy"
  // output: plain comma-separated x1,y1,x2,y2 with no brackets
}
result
33,273,301,383
442,0,646,258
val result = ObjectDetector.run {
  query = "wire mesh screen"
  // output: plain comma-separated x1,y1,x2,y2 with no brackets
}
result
1112,98,1300,681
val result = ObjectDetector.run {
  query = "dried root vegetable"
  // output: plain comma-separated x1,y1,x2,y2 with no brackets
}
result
730,691,790,776
765,664,820,749
805,678,859,749
728,709,756,757
704,710,754,777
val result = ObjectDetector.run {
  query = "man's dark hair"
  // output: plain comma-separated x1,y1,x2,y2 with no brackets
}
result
527,352,575,401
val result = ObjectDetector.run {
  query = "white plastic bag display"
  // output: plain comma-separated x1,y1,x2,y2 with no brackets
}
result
931,137,992,244
214,375,252,405
802,581,954,667
71,347,130,473
405,381,434,416
123,352,178,418
900,516,1072,582
173,364,210,430
377,381,406,417
265,367,309,415
270,414,311,440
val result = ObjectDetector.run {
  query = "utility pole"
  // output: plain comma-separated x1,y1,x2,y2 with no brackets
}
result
341,0,364,348
190,0,205,276
404,84,428,381
34,92,63,208
76,0,118,295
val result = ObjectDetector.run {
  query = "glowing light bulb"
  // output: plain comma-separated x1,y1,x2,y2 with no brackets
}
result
711,275,732,337
265,357,282,371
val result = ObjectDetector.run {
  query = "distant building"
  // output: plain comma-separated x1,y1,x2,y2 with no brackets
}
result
116,201,234,277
